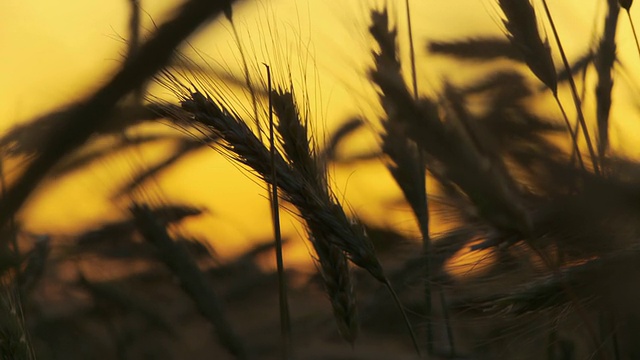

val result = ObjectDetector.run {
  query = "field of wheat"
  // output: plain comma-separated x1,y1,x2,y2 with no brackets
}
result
3,0,640,359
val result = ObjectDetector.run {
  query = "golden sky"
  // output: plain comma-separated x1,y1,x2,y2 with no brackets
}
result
3,0,640,269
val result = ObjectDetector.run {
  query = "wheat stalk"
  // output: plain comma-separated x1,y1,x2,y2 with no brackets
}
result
618,0,640,58
264,65,292,357
595,0,620,164
539,0,601,174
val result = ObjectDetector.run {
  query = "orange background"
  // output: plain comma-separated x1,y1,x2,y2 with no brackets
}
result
3,0,640,270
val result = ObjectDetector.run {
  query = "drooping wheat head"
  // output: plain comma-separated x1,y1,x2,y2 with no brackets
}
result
497,0,557,94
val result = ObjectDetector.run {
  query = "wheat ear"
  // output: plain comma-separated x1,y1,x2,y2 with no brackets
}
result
271,88,358,343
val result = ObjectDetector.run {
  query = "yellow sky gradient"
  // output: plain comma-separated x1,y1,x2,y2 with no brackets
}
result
4,0,640,270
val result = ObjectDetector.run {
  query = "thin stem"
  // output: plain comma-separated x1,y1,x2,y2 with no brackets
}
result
595,0,619,168
405,0,438,354
541,0,601,175
384,278,421,356
554,95,586,171
567,51,591,168
440,290,455,356
416,215,434,355
405,0,418,99
264,63,291,359
626,10,640,58
128,0,143,103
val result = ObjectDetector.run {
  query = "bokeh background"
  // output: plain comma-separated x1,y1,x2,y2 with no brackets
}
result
4,1,640,357
5,0,638,256
5,0,640,266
